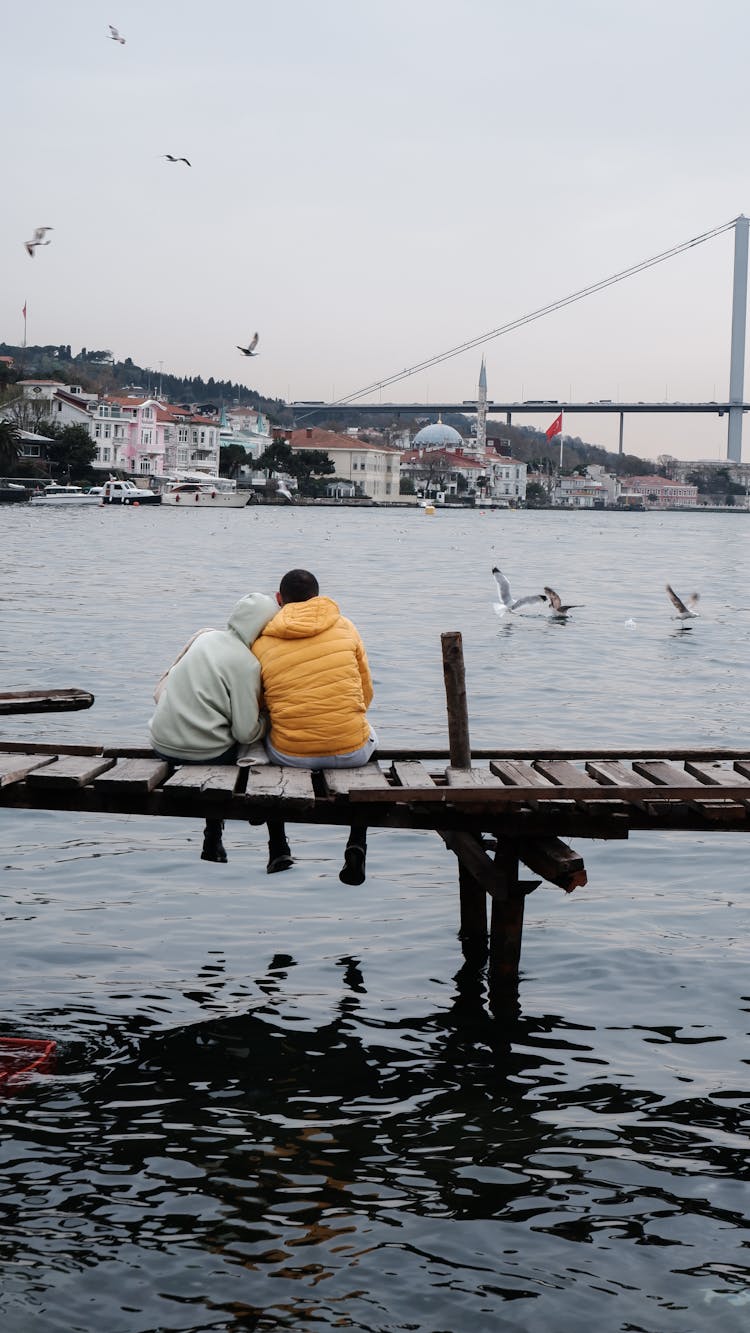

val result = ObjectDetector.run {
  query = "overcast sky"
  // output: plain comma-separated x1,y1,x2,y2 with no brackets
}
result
3,0,750,461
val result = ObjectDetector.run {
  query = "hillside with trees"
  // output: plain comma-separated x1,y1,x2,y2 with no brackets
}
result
0,342,291,425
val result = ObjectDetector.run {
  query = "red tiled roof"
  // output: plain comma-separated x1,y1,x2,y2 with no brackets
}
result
290,427,400,453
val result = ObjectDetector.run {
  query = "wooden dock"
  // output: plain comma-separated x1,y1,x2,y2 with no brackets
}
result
2,637,749,1007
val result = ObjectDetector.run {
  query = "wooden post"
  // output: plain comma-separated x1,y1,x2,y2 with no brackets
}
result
441,632,487,956
489,841,525,1013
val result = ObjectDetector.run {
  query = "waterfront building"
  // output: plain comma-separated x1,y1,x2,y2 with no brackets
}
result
625,475,699,507
1,380,94,431
400,446,484,500
290,427,401,501
90,397,221,476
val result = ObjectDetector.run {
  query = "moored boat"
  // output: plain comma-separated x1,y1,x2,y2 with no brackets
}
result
160,474,248,508
29,484,103,506
99,479,161,505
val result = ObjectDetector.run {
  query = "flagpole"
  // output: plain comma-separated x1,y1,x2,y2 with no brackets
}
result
559,416,563,472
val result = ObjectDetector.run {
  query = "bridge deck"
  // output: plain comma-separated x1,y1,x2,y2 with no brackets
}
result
3,741,750,840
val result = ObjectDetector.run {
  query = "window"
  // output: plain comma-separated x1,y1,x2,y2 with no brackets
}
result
104,424,111,439
102,446,111,462
94,424,101,438
114,426,123,439
142,407,152,420
141,430,152,446
139,459,150,473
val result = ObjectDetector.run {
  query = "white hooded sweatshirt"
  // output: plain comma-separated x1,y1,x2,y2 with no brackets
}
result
148,593,278,761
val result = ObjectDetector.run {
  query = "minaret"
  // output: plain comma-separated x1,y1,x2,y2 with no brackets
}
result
476,357,488,456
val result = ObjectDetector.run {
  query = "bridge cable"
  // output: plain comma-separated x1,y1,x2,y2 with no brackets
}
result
317,216,739,410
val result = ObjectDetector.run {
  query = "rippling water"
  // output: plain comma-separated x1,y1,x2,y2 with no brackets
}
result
2,505,749,1332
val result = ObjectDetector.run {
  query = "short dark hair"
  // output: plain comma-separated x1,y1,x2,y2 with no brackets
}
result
279,568,319,603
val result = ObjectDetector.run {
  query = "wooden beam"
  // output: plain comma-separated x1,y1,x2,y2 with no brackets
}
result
517,837,588,892
0,689,94,715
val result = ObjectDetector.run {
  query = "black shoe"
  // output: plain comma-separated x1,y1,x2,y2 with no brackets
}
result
202,821,227,863
201,839,228,863
267,849,294,874
339,844,366,886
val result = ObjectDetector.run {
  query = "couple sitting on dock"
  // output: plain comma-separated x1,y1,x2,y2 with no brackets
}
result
148,568,377,884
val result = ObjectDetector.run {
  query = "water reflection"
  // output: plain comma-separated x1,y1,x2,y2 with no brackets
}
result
2,948,749,1330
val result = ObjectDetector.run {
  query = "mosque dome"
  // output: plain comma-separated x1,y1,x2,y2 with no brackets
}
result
412,419,463,449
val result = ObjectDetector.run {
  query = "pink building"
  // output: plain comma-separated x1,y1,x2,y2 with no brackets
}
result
90,398,220,476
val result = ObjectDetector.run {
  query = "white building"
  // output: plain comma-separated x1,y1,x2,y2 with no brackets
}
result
290,427,401,501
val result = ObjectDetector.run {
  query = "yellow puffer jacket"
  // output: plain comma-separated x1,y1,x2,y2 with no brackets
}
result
253,596,374,757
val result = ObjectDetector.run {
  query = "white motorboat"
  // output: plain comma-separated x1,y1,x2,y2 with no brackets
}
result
160,474,249,508
29,484,103,506
99,479,161,505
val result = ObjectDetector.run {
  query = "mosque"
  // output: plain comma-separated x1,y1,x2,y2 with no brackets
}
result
400,361,528,503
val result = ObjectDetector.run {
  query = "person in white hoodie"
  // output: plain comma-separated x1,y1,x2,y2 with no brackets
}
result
149,592,290,868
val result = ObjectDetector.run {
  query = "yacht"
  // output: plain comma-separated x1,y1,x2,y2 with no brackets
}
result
160,473,249,508
29,484,103,506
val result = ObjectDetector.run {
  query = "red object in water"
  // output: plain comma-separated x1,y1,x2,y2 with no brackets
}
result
0,1037,56,1086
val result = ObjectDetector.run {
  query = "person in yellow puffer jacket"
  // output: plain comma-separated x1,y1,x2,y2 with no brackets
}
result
253,569,378,884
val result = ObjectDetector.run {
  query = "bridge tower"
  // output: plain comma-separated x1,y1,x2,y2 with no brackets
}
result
477,357,488,456
728,214,749,463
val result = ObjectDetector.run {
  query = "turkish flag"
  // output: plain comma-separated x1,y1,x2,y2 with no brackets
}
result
545,412,562,440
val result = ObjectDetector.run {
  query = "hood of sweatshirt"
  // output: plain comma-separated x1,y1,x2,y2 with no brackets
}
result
261,595,340,640
227,593,278,645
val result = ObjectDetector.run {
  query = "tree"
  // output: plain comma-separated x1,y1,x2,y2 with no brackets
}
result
525,481,548,507
286,448,335,496
0,420,20,474
45,424,97,482
220,443,248,478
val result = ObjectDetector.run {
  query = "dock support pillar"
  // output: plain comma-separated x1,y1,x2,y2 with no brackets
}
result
489,843,525,1012
441,631,487,957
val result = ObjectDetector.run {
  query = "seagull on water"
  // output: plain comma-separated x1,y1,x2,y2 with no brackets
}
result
162,154,191,166
492,567,546,615
108,24,126,44
544,586,583,620
238,333,259,356
666,584,700,620
24,226,53,257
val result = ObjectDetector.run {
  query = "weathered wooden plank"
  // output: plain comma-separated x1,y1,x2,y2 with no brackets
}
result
634,759,746,820
26,755,116,788
0,689,94,715
240,767,316,804
94,758,170,793
534,759,600,788
490,759,557,787
446,766,506,787
586,760,657,788
163,765,241,799
322,765,391,796
391,760,442,789
685,761,750,788
518,837,588,892
0,753,57,788
346,782,750,804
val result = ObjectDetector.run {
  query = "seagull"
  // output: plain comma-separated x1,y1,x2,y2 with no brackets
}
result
24,226,53,257
666,584,700,620
492,566,546,615
237,333,259,356
544,586,583,619
162,154,191,166
108,24,126,44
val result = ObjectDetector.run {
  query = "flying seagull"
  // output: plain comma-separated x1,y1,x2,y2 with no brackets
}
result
162,154,191,166
108,24,126,44
492,566,546,614
238,333,260,356
544,586,583,619
24,226,53,257
666,584,700,620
